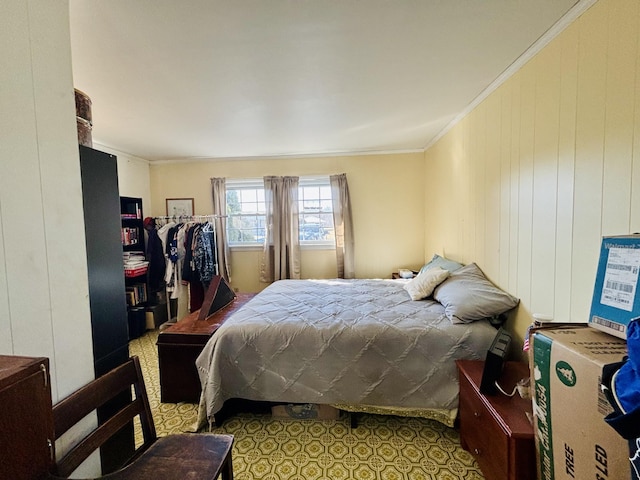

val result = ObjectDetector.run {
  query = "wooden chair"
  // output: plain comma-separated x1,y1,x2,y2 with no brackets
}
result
46,356,233,480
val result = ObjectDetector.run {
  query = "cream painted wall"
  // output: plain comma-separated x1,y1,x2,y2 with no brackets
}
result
423,0,640,354
1,1,100,474
1,0,95,398
95,142,152,212
149,152,426,291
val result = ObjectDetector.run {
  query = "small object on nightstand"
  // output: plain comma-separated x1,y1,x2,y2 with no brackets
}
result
398,269,414,279
480,327,512,395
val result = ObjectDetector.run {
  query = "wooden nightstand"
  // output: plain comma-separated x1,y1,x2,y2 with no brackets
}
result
456,360,535,480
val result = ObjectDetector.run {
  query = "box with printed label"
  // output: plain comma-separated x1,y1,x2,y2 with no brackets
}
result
590,234,640,339
530,325,629,480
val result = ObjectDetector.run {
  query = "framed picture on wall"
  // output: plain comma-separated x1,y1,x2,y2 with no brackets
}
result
166,198,194,217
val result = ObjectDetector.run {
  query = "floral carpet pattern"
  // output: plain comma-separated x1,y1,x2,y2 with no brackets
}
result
129,330,485,480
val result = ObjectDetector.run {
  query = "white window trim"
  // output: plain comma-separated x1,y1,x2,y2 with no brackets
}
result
228,243,334,252
226,176,336,249
226,178,263,189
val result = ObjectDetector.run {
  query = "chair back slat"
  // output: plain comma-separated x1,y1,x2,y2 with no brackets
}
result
52,357,157,477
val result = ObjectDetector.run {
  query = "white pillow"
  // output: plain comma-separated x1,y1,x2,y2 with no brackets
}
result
404,266,450,300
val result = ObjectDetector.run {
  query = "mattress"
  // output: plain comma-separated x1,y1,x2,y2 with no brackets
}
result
196,278,498,427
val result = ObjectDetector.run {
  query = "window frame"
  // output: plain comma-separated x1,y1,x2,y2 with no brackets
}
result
225,177,335,249
225,178,265,248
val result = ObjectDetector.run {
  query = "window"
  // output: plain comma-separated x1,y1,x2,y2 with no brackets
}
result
299,181,334,243
226,180,266,244
226,177,335,246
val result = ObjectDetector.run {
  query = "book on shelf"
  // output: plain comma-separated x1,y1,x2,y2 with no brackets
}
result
123,251,148,277
124,260,148,268
124,265,148,277
125,282,147,306
121,200,142,219
121,227,140,246
123,251,145,261
125,290,135,306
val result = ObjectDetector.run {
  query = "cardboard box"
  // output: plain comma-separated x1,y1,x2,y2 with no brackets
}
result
530,326,629,480
271,404,340,420
589,235,640,339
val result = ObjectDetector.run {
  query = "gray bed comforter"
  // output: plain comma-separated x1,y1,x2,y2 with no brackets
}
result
196,278,497,426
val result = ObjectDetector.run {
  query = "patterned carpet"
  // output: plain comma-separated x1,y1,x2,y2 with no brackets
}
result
129,329,485,480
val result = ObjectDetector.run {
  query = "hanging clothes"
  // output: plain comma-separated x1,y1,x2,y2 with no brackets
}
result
143,217,165,295
157,221,175,252
194,222,217,289
152,217,220,315
181,223,205,312
164,223,188,301
157,221,176,301
163,223,178,297
181,224,197,284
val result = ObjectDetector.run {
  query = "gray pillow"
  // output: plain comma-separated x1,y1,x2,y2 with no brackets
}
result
419,254,464,275
433,263,519,324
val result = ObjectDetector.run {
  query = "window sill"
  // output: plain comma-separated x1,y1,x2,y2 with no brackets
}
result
229,243,335,252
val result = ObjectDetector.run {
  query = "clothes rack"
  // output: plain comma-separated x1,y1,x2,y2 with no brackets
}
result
152,214,225,226
147,215,225,315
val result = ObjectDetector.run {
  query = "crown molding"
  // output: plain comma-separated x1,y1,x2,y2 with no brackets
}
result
423,0,598,152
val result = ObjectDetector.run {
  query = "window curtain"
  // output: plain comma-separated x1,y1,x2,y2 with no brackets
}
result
260,176,301,282
330,173,355,278
210,177,231,281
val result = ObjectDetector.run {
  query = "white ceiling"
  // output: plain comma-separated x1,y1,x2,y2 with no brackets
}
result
69,0,582,162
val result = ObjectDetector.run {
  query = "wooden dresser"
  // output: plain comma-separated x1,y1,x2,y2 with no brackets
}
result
157,292,256,403
456,359,535,480
0,355,53,479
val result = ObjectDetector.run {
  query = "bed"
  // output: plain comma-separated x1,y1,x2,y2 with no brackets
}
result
196,261,519,428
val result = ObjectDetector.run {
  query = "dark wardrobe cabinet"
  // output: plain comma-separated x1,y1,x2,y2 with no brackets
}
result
79,145,134,473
